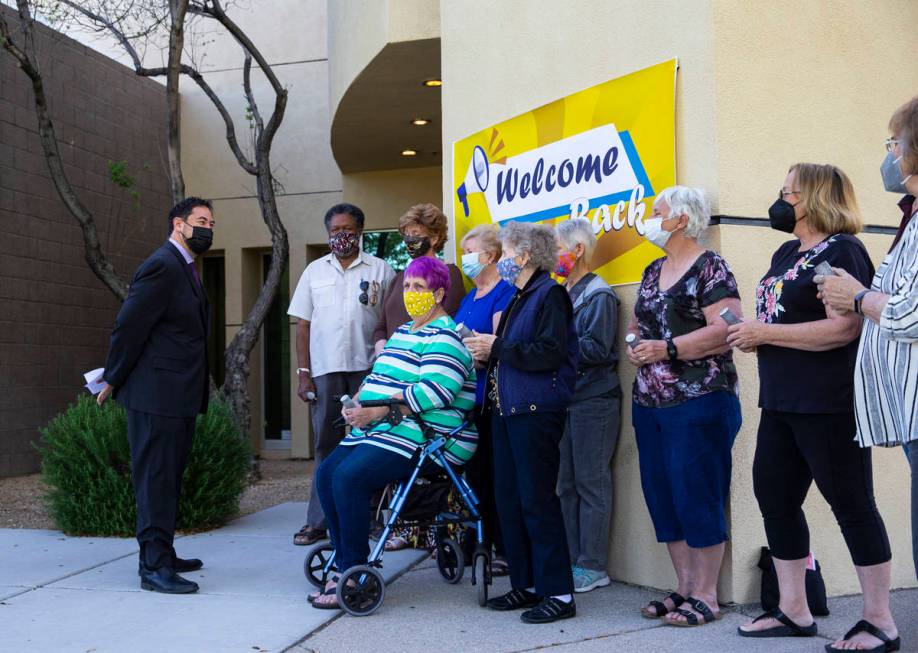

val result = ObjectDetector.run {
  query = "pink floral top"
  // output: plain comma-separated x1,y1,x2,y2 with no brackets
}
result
633,251,740,408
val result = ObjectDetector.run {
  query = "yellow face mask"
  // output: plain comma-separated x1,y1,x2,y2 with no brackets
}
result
404,290,437,318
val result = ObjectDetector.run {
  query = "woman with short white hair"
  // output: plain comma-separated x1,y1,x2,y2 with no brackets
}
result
628,186,743,627
554,218,621,594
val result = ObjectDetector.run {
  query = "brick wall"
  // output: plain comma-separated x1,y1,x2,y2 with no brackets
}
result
0,6,172,477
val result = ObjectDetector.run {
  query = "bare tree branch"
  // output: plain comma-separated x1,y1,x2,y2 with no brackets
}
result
0,0,128,300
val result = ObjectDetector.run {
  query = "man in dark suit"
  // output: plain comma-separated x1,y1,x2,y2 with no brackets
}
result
97,197,214,594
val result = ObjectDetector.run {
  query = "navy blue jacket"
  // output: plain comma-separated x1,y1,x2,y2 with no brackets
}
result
488,270,578,416
103,242,210,417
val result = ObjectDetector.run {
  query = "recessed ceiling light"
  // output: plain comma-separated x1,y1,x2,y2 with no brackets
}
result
423,79,442,87
411,118,431,126
401,149,417,157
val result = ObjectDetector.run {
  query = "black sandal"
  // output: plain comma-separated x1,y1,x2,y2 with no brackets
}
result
491,557,510,577
311,586,339,610
825,620,901,652
307,586,335,604
666,596,722,627
737,608,817,638
641,591,685,619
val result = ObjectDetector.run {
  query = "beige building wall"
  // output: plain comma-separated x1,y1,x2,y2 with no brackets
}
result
440,0,918,602
343,166,444,233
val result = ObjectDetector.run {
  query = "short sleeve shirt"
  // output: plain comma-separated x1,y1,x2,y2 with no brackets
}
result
287,251,395,377
633,251,740,408
454,280,515,405
755,234,874,414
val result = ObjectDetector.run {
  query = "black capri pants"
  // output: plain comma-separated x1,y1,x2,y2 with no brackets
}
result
753,409,891,567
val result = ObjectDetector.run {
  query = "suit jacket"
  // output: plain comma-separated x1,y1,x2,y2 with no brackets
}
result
103,242,210,417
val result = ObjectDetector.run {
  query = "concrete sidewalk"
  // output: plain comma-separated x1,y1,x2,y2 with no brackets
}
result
299,558,918,653
0,502,427,652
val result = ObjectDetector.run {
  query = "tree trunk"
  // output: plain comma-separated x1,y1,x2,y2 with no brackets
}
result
166,0,189,203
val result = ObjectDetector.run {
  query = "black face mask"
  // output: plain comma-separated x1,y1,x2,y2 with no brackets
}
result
403,235,431,259
767,199,800,234
184,225,213,254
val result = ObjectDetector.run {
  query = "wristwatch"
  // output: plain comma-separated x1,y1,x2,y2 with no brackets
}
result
296,367,311,376
666,337,678,361
853,290,872,316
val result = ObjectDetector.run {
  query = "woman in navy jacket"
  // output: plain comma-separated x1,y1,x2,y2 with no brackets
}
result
464,221,578,625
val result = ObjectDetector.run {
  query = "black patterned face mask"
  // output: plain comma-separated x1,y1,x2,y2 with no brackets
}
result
403,235,431,259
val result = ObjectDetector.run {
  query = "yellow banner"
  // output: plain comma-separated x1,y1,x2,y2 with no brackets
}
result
452,59,677,286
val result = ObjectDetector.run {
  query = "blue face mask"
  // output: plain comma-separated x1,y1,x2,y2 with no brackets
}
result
497,256,523,285
881,151,913,194
461,251,486,279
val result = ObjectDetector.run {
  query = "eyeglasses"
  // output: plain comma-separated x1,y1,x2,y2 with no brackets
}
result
885,137,900,153
779,189,801,199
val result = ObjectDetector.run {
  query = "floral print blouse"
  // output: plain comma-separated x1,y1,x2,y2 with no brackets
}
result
633,251,740,408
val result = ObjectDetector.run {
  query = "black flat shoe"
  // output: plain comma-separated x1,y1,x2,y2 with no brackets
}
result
738,608,817,638
826,620,901,652
520,597,576,624
139,566,199,594
486,588,540,611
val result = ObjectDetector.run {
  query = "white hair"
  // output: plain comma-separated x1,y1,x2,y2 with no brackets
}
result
555,217,597,258
653,186,710,240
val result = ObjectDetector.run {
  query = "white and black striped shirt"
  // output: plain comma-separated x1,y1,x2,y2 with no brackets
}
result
855,209,918,447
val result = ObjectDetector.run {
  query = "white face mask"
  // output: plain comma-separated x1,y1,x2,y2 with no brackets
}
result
642,216,676,249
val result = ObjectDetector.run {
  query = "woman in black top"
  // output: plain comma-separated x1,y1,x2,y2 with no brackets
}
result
730,164,898,651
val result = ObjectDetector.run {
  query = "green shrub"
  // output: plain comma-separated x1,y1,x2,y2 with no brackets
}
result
37,395,253,536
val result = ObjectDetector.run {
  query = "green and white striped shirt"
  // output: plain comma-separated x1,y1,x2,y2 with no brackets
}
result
341,315,478,465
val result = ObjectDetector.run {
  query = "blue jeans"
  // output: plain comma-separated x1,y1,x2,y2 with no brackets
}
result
905,442,918,581
632,391,742,548
315,443,416,572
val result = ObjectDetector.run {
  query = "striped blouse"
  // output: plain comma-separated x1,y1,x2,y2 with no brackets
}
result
341,315,478,465
855,209,918,447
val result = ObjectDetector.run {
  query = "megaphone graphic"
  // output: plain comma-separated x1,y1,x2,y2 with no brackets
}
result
456,145,489,217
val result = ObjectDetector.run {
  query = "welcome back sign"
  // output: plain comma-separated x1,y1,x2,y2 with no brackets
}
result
452,59,677,286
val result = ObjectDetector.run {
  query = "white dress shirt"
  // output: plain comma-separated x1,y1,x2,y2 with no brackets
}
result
287,250,395,378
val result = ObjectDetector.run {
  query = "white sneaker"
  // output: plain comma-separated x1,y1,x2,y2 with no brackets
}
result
572,566,611,593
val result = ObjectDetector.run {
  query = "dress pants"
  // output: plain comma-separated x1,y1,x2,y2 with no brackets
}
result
492,410,573,597
306,370,368,530
126,408,196,569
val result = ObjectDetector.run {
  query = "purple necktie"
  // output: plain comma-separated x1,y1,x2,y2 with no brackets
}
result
189,261,202,287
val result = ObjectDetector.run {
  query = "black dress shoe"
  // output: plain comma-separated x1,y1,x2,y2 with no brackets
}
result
521,597,576,624
138,558,203,575
486,588,540,611
139,566,199,594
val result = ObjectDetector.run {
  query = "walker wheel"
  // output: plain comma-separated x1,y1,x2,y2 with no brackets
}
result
336,565,386,617
472,553,489,606
304,543,335,589
436,538,464,584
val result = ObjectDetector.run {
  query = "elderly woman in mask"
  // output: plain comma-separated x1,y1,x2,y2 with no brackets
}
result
310,256,477,609
628,186,742,628
464,222,579,625
455,224,516,575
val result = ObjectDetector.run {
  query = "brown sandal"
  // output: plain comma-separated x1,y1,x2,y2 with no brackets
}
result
294,525,327,546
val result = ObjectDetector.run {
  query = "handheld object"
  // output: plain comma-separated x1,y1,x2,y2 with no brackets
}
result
340,394,356,409
719,307,742,326
456,323,473,339
306,391,316,401
625,333,641,348
814,261,837,277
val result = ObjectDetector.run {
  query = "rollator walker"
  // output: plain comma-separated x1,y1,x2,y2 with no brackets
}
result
303,397,492,616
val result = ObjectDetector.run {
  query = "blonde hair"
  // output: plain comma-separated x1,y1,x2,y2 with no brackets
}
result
460,224,502,262
890,96,918,177
789,163,862,235
398,203,449,253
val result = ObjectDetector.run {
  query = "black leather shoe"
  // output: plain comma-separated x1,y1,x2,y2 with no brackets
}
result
139,566,199,594
138,558,203,575
486,588,540,611
521,597,576,624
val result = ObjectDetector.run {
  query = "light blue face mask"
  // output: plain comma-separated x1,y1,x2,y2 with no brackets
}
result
461,251,485,279
882,150,913,194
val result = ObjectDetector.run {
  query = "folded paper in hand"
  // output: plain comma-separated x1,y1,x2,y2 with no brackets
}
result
83,367,106,395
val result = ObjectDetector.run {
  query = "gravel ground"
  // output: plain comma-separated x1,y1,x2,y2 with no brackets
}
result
0,458,314,530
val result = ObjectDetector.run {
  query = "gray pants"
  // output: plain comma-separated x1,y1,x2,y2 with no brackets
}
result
905,442,918,582
558,394,621,571
306,370,368,530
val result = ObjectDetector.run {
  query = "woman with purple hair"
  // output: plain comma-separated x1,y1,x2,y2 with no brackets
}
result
309,256,478,609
